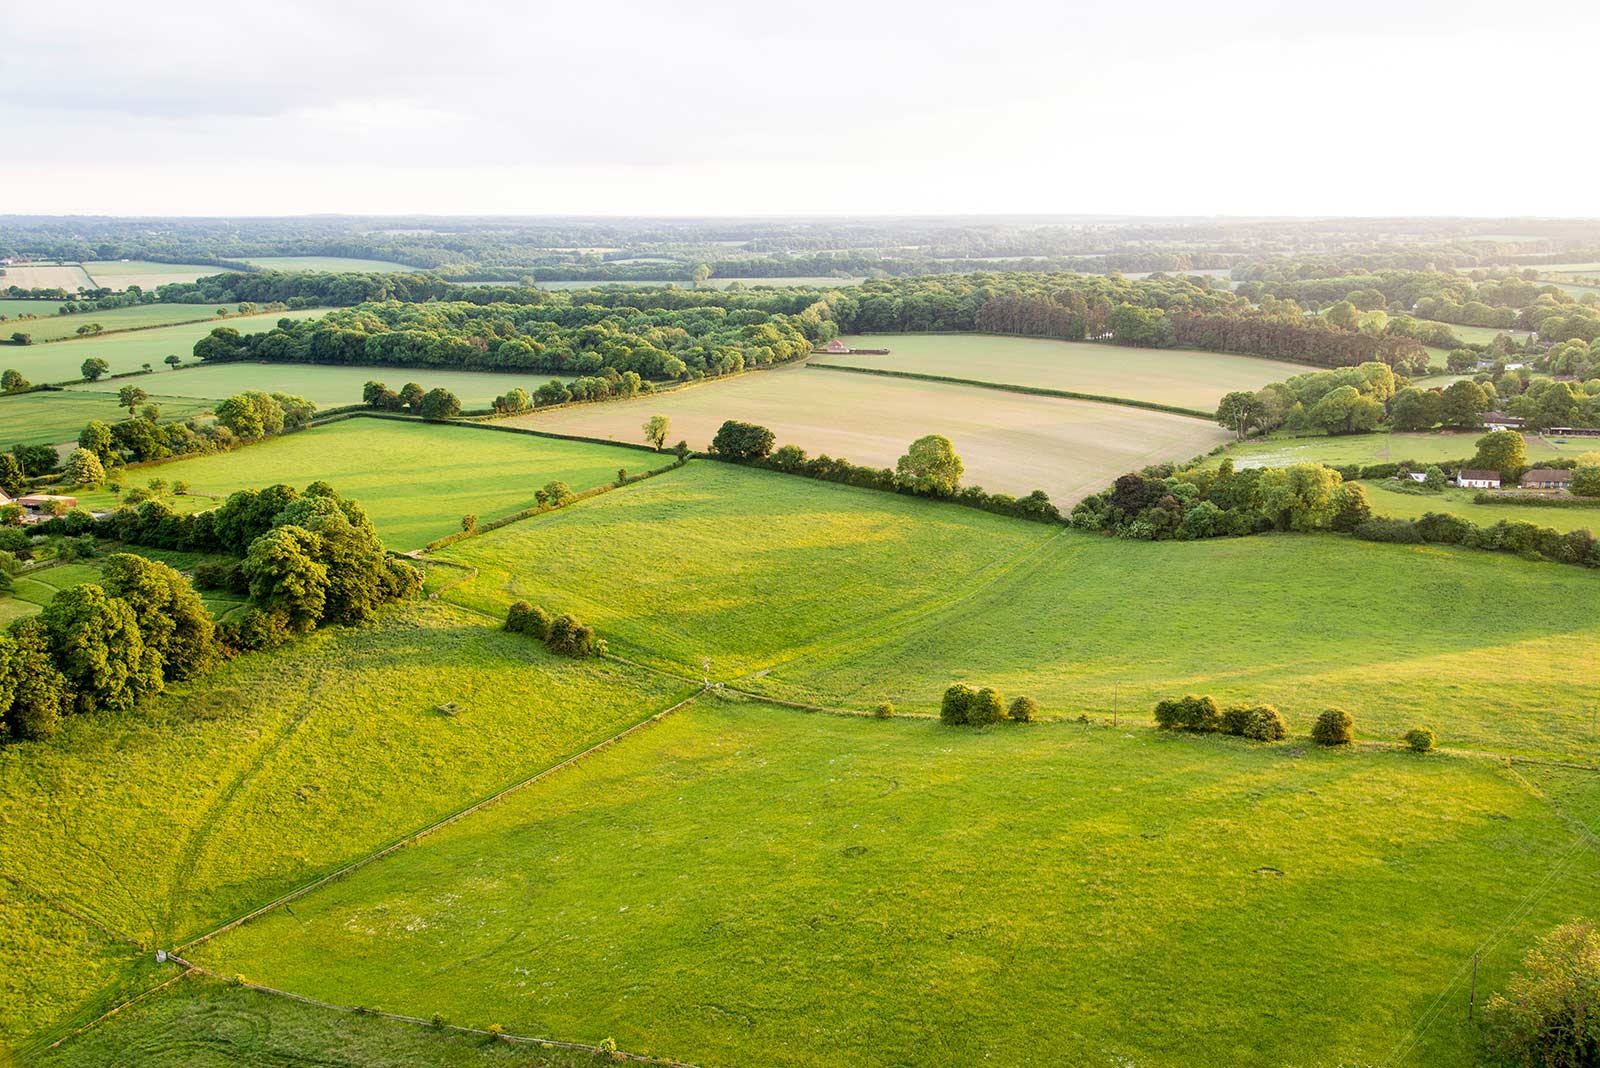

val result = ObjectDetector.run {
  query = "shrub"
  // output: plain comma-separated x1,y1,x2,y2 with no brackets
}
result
873,700,894,719
545,613,601,657
461,513,477,533
542,481,573,507
1483,920,1600,1068
1403,727,1435,753
487,1024,504,1040
1221,703,1287,741
505,600,552,639
1154,694,1221,732
194,556,247,593
430,1012,448,1028
1220,704,1255,736
1008,695,1039,723
967,686,1006,726
941,683,977,725
711,420,775,461
1312,707,1354,746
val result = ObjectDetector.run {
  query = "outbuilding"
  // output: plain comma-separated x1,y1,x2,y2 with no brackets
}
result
1521,469,1572,490
1457,470,1502,490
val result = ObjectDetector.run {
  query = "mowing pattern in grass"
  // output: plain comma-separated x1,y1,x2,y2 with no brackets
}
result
66,361,574,410
754,531,1600,762
0,602,690,953
0,389,214,447
510,364,1232,505
0,308,326,384
1362,480,1600,533
32,974,606,1068
1216,430,1578,469
820,333,1307,410
437,461,1056,676
192,697,1600,1068
0,303,227,344
84,418,648,550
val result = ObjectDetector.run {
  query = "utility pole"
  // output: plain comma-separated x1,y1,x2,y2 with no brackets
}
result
1468,953,1479,1020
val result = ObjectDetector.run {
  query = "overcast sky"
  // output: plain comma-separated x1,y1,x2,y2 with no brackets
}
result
4,0,1597,217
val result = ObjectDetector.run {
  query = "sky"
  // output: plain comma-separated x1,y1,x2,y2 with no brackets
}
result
3,0,1598,218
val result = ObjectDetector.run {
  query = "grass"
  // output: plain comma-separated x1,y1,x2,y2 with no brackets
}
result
0,304,229,344
80,261,222,291
65,361,575,410
0,551,249,628
510,363,1232,505
437,461,1055,676
0,601,690,954
0,264,93,291
1439,322,1527,345
1362,480,1600,533
1214,430,1580,469
63,418,648,550
236,256,413,273
191,696,1600,1068
816,333,1305,410
31,974,606,1068
0,298,63,320
0,309,326,384
0,389,214,447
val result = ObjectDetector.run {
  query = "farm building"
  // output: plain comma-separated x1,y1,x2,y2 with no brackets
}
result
1521,469,1572,490
1457,470,1502,490
1546,426,1600,438
1481,412,1525,431
811,339,891,355
15,493,77,521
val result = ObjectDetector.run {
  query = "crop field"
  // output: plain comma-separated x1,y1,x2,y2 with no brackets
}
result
0,298,63,320
817,332,1305,410
1361,481,1600,533
0,308,327,384
0,302,226,343
436,461,1054,676
0,601,690,1054
65,361,576,410
510,364,1232,504
1215,430,1577,469
81,418,648,549
0,389,214,446
237,255,414,272
31,975,601,1068
0,263,93,291
80,261,222,290
191,696,1600,1068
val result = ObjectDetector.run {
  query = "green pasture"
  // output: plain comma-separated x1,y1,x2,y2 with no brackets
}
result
32,974,602,1068
0,303,226,344
0,308,326,384
1439,322,1525,346
822,332,1305,410
194,696,1600,1068
68,361,575,410
1215,430,1577,469
80,261,222,290
1,389,214,447
437,461,1055,676
236,256,414,273
0,551,248,629
1362,480,1600,533
72,418,648,550
0,298,63,320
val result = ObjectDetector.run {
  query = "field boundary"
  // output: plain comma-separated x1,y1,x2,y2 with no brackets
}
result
805,360,1216,419
173,687,704,954
159,965,702,1067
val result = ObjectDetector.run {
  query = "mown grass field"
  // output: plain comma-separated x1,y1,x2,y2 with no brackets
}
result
0,388,214,447
0,602,692,1053
1216,430,1578,469
0,298,63,320
32,974,603,1068
438,462,1053,675
512,364,1231,505
1362,480,1600,533
66,361,575,410
80,261,221,290
0,303,227,344
1440,322,1527,345
193,696,1600,1068
237,255,413,273
815,333,1304,410
0,263,93,291
65,418,648,550
0,308,326,383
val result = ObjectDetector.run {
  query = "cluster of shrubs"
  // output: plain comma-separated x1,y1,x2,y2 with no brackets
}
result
361,380,460,421
1072,459,1372,541
940,684,1039,725
504,601,604,658
1352,511,1600,568
1154,695,1288,740
708,421,1061,525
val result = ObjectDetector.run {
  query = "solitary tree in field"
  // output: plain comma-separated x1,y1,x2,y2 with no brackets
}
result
896,434,963,496
9,332,31,345
164,354,181,369
117,384,148,418
643,415,671,451
1,369,29,393
81,357,110,381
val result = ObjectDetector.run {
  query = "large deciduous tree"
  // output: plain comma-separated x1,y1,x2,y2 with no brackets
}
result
896,434,964,496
